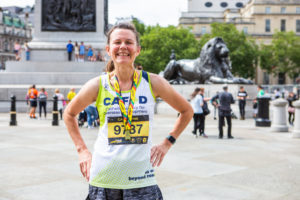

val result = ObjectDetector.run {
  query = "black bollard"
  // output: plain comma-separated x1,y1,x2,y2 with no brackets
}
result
255,96,271,127
52,95,59,126
9,95,17,126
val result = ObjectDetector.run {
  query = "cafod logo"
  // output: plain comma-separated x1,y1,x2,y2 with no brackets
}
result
103,96,147,106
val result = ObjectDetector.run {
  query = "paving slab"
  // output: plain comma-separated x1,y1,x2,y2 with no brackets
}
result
0,113,300,200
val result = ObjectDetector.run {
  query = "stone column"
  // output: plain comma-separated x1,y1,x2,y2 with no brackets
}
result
271,98,288,132
292,100,300,138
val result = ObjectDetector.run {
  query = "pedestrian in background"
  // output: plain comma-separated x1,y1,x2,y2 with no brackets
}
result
199,88,209,137
84,105,98,129
257,85,265,97
27,84,38,119
55,88,65,120
287,91,297,126
67,88,76,104
190,88,207,138
79,41,85,62
237,86,248,120
14,41,21,61
274,88,281,99
66,40,74,61
212,85,235,139
24,42,30,61
74,42,79,62
38,88,48,119
211,91,219,120
87,45,93,61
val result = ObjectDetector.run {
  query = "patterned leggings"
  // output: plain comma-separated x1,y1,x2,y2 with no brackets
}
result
87,184,163,200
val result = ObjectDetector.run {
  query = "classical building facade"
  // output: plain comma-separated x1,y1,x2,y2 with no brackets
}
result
179,0,300,84
0,7,33,70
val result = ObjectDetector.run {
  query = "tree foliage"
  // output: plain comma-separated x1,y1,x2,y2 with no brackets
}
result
135,25,200,73
199,23,259,79
260,31,300,78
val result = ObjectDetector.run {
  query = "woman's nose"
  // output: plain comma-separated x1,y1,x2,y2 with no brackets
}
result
120,42,127,49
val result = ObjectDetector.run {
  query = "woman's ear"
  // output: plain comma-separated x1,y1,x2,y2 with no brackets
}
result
105,45,111,56
135,45,141,56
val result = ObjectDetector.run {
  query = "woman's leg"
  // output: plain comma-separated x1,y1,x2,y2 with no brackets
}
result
192,114,197,134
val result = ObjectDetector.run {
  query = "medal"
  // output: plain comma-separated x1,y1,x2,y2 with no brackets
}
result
113,70,138,141
125,130,131,140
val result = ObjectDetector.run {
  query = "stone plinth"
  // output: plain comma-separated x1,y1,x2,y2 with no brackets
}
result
26,0,106,61
270,98,288,132
292,100,300,138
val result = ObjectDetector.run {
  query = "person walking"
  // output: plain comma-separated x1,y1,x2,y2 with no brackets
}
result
66,40,74,61
54,88,65,120
287,91,297,126
190,88,203,138
27,84,38,119
212,85,235,139
237,86,248,120
63,22,193,199
38,88,48,119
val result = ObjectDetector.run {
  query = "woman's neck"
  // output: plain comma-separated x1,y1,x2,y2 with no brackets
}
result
111,65,136,91
114,65,135,82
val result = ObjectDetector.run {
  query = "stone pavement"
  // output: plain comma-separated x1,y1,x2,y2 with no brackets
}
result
0,113,300,200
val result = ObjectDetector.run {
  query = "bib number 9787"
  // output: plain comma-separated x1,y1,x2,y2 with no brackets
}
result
114,124,143,135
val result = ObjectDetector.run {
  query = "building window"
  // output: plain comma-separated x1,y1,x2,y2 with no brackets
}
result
263,72,269,84
201,27,207,34
296,7,300,13
265,7,271,14
281,19,286,32
220,2,228,8
278,73,285,85
281,7,286,13
296,20,300,32
243,27,248,34
205,2,213,7
236,2,243,8
265,19,271,32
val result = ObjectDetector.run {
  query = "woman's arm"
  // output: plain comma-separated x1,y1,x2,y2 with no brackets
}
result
63,76,99,181
149,73,194,167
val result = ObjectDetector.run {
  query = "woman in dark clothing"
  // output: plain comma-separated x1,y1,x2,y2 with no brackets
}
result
287,92,297,125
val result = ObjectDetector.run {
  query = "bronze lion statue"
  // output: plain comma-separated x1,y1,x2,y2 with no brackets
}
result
162,37,253,84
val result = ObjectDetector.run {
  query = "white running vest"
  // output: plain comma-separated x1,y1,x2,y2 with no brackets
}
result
90,71,157,189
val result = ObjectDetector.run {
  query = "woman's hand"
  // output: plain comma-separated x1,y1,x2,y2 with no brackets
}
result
150,139,172,167
79,149,92,181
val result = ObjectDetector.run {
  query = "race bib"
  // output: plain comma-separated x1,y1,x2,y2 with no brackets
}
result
108,115,149,145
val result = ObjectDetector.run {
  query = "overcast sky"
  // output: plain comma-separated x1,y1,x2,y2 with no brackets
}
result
0,0,187,26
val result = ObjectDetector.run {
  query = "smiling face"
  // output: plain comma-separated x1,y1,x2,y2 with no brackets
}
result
106,28,141,67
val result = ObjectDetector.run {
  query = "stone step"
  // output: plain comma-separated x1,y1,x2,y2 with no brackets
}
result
5,61,106,72
0,72,102,85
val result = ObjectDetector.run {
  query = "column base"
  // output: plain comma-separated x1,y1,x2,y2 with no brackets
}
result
255,118,271,127
271,125,289,132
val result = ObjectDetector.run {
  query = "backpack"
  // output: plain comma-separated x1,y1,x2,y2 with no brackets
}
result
39,93,47,102
202,101,210,116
